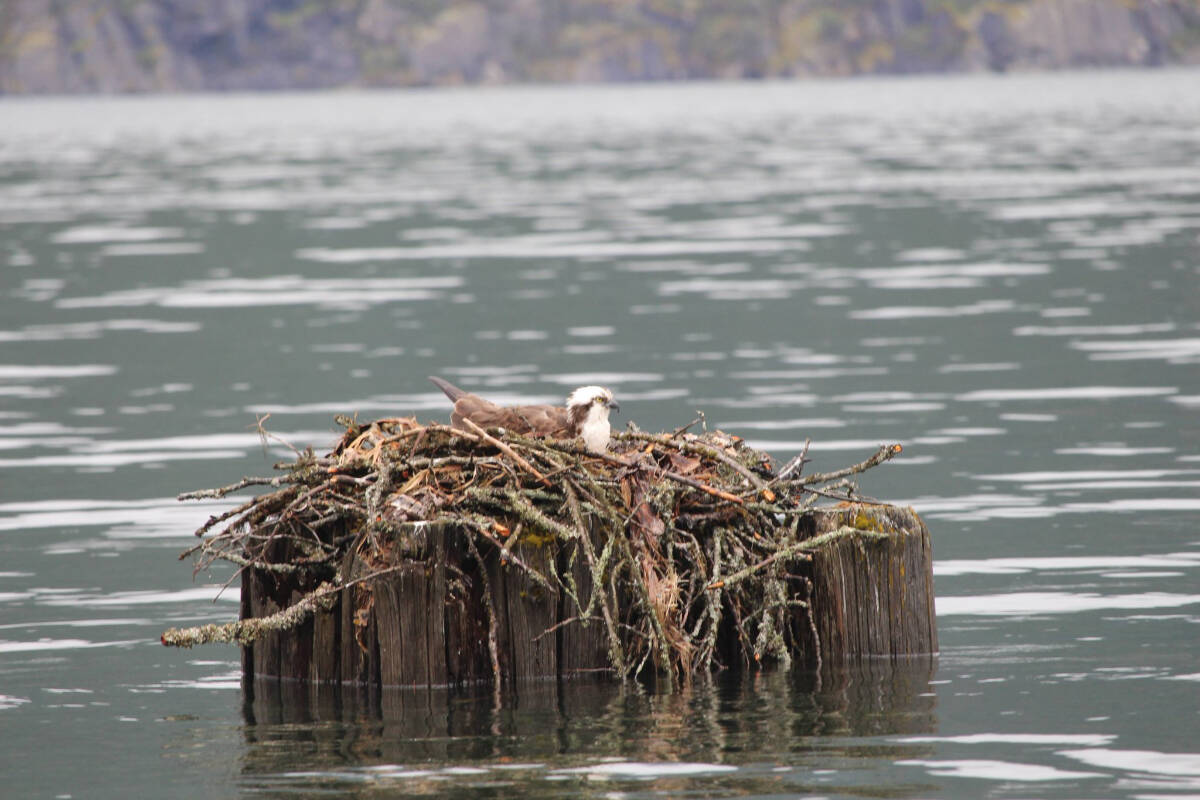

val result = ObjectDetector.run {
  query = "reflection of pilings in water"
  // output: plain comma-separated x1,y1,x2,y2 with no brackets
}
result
240,677,627,774
238,658,938,781
801,656,940,738
234,503,937,690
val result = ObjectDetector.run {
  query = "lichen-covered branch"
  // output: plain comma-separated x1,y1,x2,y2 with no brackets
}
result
161,580,339,648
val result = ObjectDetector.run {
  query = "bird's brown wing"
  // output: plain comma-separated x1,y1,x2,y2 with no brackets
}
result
509,403,573,437
452,395,571,437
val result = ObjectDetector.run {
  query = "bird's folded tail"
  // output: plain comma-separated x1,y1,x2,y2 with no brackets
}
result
429,376,468,402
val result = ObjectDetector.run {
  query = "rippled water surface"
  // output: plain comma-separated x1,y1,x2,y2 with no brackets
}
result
2,71,1199,799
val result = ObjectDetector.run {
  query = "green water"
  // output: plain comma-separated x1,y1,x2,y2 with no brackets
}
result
1,70,1199,798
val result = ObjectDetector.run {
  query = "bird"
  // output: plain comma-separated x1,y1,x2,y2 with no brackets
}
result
429,376,619,454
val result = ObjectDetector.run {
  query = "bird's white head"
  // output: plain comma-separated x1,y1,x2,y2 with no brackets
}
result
565,385,619,453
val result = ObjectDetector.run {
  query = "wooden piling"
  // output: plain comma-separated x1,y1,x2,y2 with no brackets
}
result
240,502,936,687
794,503,938,666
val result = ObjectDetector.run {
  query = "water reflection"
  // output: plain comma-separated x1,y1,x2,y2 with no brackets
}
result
239,659,937,795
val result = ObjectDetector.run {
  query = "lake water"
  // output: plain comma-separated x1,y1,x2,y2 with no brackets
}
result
2,69,1199,799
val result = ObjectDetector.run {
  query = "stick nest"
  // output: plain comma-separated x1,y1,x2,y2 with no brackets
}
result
167,415,901,688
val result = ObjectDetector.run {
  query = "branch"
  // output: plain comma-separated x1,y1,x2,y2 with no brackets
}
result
461,418,552,487
774,438,811,483
178,475,295,501
789,444,901,487
621,430,766,490
513,434,745,505
705,525,889,591
800,524,889,551
161,581,339,648
705,543,813,591
159,565,408,648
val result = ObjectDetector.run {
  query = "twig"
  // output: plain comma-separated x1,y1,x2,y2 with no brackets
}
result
800,525,889,551
466,534,504,692
178,475,296,501
565,480,626,676
618,431,763,498
790,443,902,486
774,438,811,483
252,413,304,457
461,418,552,487
705,543,814,591
679,438,767,492
160,563,409,648
662,469,744,505
516,434,744,504
459,513,558,596
670,416,703,437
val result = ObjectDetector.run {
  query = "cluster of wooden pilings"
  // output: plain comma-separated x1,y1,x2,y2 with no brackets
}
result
241,502,936,689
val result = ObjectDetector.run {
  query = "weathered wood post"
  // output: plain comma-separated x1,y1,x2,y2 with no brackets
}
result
238,502,936,687
797,504,937,666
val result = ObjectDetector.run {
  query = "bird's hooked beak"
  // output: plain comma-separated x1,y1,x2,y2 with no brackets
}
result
607,398,621,413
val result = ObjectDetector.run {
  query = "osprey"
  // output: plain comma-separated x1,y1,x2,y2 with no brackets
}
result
429,376,619,454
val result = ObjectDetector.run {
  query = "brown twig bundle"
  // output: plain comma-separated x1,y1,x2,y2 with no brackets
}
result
165,415,902,688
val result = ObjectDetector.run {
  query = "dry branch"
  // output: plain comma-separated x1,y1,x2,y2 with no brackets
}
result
792,443,902,486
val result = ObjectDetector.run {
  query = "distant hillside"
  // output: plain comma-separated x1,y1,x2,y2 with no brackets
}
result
3,0,1199,94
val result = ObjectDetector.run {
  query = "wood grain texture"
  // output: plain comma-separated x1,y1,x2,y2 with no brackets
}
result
558,535,611,677
803,504,938,665
242,505,937,685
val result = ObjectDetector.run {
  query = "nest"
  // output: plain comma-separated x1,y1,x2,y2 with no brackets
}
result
164,414,901,688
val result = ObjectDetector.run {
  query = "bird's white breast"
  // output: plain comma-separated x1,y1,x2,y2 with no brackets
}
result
578,405,611,453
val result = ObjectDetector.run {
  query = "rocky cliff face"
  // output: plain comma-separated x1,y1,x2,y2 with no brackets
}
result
2,0,1198,94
